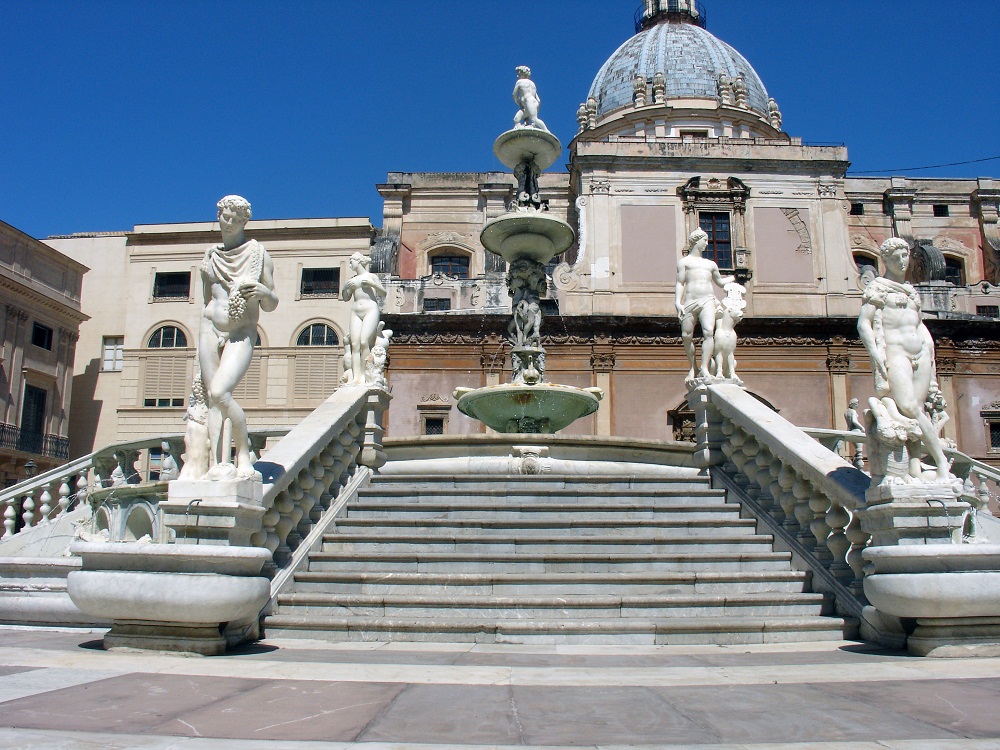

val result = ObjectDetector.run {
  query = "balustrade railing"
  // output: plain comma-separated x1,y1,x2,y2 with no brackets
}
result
689,384,872,616
0,428,289,544
253,385,390,576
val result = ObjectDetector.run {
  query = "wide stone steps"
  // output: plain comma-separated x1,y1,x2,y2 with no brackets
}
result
265,472,852,644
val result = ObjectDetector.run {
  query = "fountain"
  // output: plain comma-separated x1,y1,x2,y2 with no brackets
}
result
454,67,603,433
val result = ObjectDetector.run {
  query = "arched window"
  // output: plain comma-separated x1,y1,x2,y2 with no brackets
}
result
296,323,339,347
430,254,470,279
853,253,877,276
147,325,187,348
944,257,965,286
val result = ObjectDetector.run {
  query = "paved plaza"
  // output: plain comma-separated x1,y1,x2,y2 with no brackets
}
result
0,627,999,749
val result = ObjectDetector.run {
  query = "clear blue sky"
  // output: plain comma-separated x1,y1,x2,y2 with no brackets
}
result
3,0,998,238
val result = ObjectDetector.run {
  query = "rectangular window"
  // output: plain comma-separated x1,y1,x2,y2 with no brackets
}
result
300,267,340,296
31,323,53,350
430,256,470,279
991,423,1000,451
698,212,733,269
423,297,452,312
850,203,865,216
933,204,950,217
102,336,124,371
152,271,191,299
423,418,445,435
977,306,1000,319
680,130,709,142
143,398,185,408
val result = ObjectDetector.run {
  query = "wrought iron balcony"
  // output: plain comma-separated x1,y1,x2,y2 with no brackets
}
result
0,424,70,460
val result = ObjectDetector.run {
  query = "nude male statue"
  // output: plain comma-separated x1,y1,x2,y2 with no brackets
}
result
857,237,950,482
512,66,548,132
198,195,278,480
676,228,735,383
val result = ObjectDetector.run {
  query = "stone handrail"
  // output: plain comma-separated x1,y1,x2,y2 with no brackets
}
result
688,384,871,617
0,429,290,543
252,385,390,576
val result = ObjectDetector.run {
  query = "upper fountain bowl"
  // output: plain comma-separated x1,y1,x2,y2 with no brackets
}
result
494,128,562,172
480,211,575,265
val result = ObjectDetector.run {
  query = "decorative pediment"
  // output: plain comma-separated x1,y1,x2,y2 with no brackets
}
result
678,176,751,213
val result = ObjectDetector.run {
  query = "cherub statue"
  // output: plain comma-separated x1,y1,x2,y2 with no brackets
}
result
512,66,548,132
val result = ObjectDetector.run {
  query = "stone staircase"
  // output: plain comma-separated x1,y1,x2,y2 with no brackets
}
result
264,472,854,644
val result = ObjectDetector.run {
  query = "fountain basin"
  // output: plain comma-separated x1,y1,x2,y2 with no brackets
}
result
494,128,561,171
481,212,575,265
454,383,603,434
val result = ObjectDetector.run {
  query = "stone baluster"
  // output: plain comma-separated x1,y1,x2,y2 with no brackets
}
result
75,474,89,511
38,485,53,524
772,465,794,526
792,478,816,548
2,497,18,539
777,470,799,534
762,457,783,515
844,512,870,597
807,483,833,564
21,489,36,529
57,476,72,519
825,502,854,583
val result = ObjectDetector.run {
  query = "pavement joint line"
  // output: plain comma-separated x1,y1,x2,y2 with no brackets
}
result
1,728,1000,750
0,645,999,689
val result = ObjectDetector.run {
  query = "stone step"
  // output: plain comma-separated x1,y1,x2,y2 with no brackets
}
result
275,591,829,620
359,487,726,503
263,613,855,645
290,570,813,596
321,532,774,554
332,516,760,537
347,502,742,521
306,550,793,573
370,475,710,493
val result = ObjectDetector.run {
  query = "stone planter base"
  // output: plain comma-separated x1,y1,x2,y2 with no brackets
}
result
908,617,1000,658
102,621,233,656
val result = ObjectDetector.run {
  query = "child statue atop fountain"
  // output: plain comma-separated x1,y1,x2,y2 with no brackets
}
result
198,195,278,480
676,228,735,386
512,66,548,132
858,237,952,483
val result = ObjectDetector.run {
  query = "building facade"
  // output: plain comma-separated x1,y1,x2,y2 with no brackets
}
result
0,221,88,487
45,0,1000,467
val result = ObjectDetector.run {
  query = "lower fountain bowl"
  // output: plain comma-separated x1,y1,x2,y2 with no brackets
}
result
454,383,603,434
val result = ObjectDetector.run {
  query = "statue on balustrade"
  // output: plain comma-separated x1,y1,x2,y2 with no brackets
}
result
857,238,953,485
193,195,278,481
711,282,747,385
341,252,388,386
676,228,739,387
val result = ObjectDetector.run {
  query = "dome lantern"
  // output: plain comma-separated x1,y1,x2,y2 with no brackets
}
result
635,0,707,33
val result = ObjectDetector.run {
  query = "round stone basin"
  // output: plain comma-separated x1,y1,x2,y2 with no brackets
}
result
480,212,575,265
493,128,561,171
454,383,603,434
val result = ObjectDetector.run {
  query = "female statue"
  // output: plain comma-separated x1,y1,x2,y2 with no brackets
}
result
198,195,278,480
341,252,386,385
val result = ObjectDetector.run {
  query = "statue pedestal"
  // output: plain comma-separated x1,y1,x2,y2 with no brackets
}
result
161,478,265,547
860,482,968,547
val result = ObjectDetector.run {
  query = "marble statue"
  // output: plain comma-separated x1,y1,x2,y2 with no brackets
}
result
676,228,736,386
512,66,548,132
711,282,747,384
341,252,386,386
507,258,547,349
364,321,393,390
158,441,179,482
178,372,210,481
845,398,865,433
858,237,952,483
197,195,278,481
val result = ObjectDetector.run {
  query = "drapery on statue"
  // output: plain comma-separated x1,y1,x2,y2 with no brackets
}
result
676,228,736,386
858,237,952,484
512,66,548,132
195,195,278,481
341,252,387,386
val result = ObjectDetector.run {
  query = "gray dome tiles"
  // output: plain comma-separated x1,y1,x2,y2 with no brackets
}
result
588,22,770,119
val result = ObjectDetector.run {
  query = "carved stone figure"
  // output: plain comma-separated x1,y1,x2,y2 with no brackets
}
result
342,252,386,386
506,258,547,350
768,98,782,129
711,282,747,384
676,228,736,386
364,322,393,389
158,441,179,482
196,196,278,481
633,75,647,107
858,238,952,484
732,75,748,108
717,73,732,106
844,398,865,433
512,66,548,132
178,372,210,481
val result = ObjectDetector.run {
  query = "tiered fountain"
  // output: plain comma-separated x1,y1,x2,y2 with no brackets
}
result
455,67,603,433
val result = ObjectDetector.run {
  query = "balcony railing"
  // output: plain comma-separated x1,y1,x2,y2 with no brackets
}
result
0,424,70,460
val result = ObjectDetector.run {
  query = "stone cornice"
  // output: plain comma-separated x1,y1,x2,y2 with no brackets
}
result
0,275,88,323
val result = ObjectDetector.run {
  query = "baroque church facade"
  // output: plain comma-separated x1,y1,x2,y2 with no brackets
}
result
45,0,1000,474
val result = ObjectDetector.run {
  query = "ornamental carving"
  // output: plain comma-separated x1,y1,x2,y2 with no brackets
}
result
817,183,838,198
826,353,850,373
418,231,476,251
741,336,827,347
679,176,750,215
936,357,958,375
5,304,28,321
781,209,813,254
851,235,881,253
590,353,616,372
420,393,451,405
481,351,506,373
590,179,611,195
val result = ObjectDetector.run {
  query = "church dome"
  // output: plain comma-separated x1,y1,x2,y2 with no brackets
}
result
587,7,771,121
